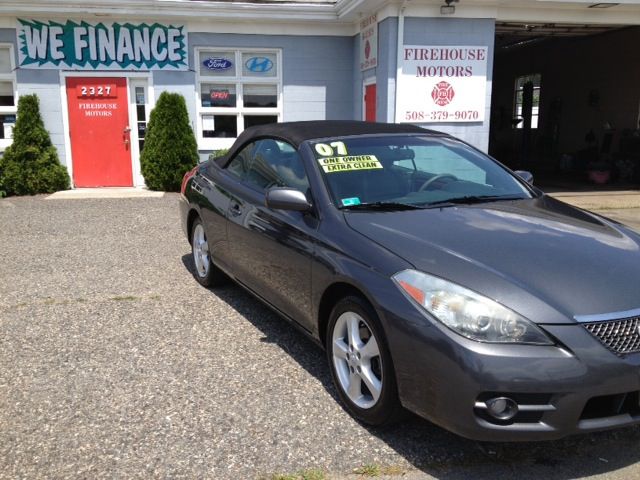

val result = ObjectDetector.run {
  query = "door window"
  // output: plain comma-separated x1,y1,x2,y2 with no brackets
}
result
226,142,254,178
225,139,309,193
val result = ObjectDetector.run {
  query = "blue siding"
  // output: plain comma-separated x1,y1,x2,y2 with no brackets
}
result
152,70,198,132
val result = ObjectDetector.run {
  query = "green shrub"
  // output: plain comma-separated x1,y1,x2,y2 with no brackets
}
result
0,94,69,196
140,92,199,191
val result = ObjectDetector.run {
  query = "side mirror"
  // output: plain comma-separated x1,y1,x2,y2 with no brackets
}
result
265,187,311,212
514,170,534,185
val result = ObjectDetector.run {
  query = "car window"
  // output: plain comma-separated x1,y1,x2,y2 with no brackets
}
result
309,135,530,208
243,139,310,193
226,142,254,178
411,145,487,184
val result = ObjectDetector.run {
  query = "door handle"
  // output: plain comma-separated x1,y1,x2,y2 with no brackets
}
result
123,126,131,150
230,202,243,217
192,180,203,194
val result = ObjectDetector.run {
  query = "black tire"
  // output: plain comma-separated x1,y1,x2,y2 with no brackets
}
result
325,295,402,426
191,217,227,288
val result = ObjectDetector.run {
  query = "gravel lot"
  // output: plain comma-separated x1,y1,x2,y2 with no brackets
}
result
2,193,640,480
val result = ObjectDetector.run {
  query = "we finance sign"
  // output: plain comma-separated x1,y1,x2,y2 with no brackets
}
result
17,19,188,70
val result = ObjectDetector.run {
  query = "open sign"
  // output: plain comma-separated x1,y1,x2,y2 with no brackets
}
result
210,90,230,100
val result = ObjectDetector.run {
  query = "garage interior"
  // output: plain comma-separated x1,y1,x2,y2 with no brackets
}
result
489,21,640,190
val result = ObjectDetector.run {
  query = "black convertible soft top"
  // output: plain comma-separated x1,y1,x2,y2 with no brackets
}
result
217,120,444,166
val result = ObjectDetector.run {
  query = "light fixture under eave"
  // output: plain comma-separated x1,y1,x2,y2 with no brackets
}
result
441,0,459,15
588,3,619,8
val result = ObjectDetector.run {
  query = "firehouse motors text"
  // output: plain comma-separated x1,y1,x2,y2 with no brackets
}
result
404,47,486,78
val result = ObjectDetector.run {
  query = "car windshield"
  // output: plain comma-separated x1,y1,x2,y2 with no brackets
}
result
308,135,532,209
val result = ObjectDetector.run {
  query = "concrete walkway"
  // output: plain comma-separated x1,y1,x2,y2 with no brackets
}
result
550,190,640,211
46,188,164,199
548,189,640,231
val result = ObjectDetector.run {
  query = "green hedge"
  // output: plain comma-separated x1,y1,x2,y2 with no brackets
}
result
140,92,199,191
0,94,69,196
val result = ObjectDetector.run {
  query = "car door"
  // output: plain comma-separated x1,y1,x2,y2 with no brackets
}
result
225,138,317,331
190,163,234,274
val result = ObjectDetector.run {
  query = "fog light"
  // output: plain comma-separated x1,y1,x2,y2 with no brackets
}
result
485,397,518,420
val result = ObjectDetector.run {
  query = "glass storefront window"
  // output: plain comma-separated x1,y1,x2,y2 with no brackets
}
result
199,51,236,77
196,48,281,147
0,45,16,149
0,48,11,74
242,52,277,78
202,114,238,138
243,84,277,108
244,115,278,129
0,81,14,107
0,113,16,139
201,84,236,108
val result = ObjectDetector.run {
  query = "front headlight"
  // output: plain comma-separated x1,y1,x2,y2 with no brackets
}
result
393,269,553,345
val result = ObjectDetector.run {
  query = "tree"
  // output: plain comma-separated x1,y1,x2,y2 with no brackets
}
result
0,94,69,196
140,92,199,191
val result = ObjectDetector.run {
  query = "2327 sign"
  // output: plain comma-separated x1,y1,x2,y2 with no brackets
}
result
76,84,117,98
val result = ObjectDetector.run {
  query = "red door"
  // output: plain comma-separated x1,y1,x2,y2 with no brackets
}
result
364,83,376,122
66,77,133,187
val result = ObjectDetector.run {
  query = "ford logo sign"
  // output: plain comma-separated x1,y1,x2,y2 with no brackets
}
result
202,58,233,71
245,56,274,73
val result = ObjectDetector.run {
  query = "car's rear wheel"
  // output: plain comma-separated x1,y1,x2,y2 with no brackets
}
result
191,217,227,287
326,295,402,426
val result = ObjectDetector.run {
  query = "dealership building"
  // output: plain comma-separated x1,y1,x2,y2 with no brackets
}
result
0,0,639,187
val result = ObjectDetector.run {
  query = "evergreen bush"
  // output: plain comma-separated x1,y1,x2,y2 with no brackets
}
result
140,92,199,191
0,94,69,196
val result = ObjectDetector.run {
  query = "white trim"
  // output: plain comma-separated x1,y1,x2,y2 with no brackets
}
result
59,70,152,187
128,78,150,187
195,47,282,151
0,43,17,152
362,76,376,122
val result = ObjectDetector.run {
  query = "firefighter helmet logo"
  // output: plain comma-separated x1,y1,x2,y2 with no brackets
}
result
431,81,455,107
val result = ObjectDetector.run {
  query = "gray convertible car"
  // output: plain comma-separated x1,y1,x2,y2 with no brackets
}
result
179,121,640,441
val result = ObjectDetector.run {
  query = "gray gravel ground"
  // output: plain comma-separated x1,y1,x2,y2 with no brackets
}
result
2,194,640,480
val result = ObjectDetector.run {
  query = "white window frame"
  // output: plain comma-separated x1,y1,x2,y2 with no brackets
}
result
0,43,17,151
195,47,283,152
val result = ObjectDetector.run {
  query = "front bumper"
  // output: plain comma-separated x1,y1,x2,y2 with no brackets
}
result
383,302,640,441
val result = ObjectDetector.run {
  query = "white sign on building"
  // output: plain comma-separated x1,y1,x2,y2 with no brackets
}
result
396,45,488,123
359,14,377,71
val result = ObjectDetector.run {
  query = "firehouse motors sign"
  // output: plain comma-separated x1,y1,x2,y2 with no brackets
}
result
397,45,488,123
359,14,377,71
17,19,188,70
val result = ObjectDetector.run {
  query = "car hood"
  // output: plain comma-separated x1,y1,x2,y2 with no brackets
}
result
344,196,640,324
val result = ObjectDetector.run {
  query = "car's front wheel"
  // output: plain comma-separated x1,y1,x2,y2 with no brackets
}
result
191,217,227,287
326,295,402,426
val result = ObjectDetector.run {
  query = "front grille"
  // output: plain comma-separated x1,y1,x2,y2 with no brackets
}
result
583,317,640,355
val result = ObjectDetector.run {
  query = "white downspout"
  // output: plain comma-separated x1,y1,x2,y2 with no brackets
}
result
394,0,409,123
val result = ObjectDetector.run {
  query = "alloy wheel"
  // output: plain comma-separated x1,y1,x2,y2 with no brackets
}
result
331,311,383,409
192,223,210,278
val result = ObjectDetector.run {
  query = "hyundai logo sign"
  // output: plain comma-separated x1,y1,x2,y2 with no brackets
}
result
245,56,274,73
202,58,233,71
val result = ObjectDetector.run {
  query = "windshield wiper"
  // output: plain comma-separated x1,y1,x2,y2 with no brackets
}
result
340,201,424,211
425,195,526,207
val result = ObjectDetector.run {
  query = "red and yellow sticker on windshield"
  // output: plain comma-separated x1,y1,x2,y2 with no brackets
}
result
317,155,383,173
